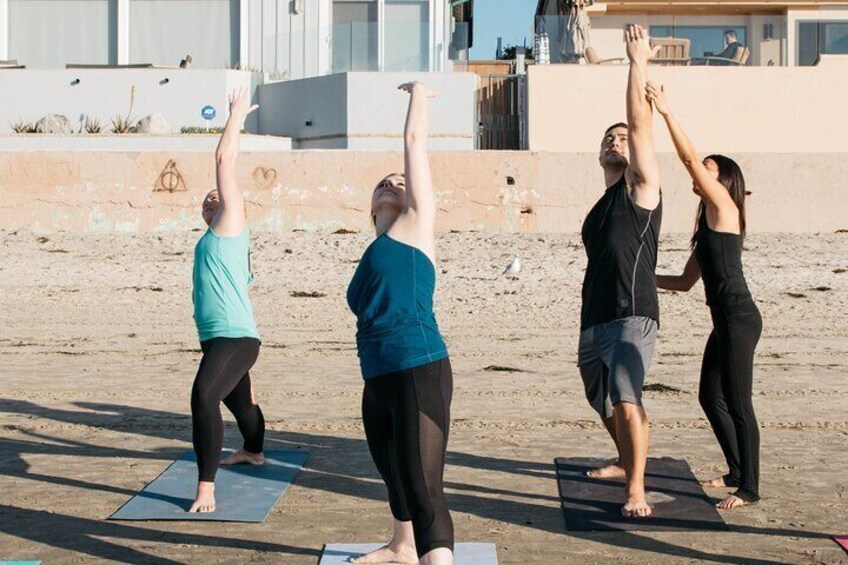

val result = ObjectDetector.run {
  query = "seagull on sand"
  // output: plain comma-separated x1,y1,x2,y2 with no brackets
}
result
503,256,521,277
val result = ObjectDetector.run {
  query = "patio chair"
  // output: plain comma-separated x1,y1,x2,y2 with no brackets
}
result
703,45,750,66
649,37,691,66
65,63,154,69
584,47,625,65
0,59,25,69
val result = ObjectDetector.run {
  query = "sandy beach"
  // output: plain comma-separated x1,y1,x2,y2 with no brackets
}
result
1,228,846,564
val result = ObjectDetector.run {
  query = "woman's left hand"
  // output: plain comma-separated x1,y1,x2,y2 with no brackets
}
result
646,81,671,116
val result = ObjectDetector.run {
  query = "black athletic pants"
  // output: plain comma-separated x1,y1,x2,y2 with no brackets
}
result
699,299,762,501
191,337,264,482
362,358,454,558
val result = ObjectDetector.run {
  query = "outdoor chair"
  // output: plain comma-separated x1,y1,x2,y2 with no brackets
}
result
703,45,750,66
649,37,691,66
584,47,625,65
65,63,154,69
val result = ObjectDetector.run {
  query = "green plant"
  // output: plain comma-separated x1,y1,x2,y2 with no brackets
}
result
111,85,137,133
10,119,36,133
84,116,102,133
180,126,227,134
498,44,535,61
110,115,134,133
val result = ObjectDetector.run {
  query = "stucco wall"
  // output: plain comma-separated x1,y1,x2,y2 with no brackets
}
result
0,69,258,135
527,61,848,153
257,72,478,150
1,150,844,234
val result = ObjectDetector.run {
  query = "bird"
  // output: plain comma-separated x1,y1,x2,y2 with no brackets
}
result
503,256,521,277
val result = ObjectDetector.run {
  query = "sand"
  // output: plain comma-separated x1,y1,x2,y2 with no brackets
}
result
1,228,846,564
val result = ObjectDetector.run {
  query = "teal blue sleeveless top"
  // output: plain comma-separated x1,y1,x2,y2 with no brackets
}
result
192,228,260,343
346,234,448,379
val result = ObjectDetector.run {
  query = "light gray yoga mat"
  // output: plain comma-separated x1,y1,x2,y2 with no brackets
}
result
109,450,308,522
319,543,498,565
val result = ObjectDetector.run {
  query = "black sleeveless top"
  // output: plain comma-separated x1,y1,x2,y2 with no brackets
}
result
580,176,663,331
694,214,752,307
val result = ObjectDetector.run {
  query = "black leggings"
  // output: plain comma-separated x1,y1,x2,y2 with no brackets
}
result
191,337,264,482
362,358,454,558
699,300,762,501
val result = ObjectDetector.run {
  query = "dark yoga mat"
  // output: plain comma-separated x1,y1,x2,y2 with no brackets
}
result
110,450,309,522
555,457,729,532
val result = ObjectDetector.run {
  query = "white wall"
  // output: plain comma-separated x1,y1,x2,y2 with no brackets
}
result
258,73,348,147
244,0,330,79
257,71,477,150
0,69,257,134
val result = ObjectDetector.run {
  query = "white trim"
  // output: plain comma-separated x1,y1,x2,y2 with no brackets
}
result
117,0,129,64
786,7,848,66
318,0,332,75
377,0,385,70
0,0,8,60
239,0,249,68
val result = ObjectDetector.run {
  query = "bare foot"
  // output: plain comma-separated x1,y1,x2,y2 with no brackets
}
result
622,496,652,518
220,448,265,466
716,494,753,510
349,543,418,564
188,481,215,513
700,476,729,488
587,461,626,479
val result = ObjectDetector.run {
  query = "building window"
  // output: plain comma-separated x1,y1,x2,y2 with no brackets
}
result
384,0,430,71
332,0,379,72
798,21,848,66
651,25,747,59
8,0,117,68
332,0,432,73
129,0,239,68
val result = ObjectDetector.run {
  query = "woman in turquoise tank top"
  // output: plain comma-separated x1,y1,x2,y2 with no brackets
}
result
189,89,266,514
346,82,454,565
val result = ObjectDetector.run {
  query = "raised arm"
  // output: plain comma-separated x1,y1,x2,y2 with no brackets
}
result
211,88,258,237
646,82,737,212
624,25,661,210
657,251,701,292
398,82,438,223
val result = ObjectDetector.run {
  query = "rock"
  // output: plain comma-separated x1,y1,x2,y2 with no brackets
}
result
134,113,172,135
35,114,72,134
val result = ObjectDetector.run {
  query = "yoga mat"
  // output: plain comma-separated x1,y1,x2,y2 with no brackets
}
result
834,536,848,554
109,450,309,522
555,457,729,532
319,543,498,565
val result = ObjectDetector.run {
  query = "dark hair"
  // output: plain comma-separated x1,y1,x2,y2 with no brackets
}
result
603,122,628,137
725,29,738,40
691,154,748,249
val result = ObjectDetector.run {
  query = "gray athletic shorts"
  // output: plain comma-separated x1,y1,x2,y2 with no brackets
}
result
578,316,658,419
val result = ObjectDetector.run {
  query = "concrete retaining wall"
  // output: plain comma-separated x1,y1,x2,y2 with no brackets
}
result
1,150,844,234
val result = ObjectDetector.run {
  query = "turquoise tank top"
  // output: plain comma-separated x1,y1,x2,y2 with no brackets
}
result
346,234,448,379
192,228,260,343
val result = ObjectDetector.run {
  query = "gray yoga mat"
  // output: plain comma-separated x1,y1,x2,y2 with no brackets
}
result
555,457,729,532
319,543,497,565
109,450,309,522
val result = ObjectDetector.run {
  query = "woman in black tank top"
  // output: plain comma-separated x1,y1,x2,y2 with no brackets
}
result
647,82,763,509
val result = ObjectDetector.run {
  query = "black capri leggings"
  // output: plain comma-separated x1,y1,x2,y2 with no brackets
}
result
191,337,264,482
699,299,762,501
362,358,454,558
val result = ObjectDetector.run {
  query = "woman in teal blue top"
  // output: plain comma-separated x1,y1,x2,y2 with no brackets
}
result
346,82,453,565
189,89,265,514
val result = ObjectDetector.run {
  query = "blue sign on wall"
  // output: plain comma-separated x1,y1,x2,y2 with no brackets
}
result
201,105,216,120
